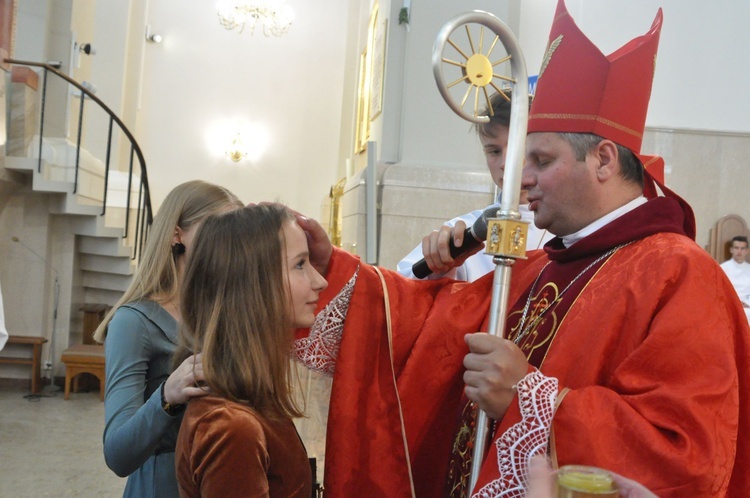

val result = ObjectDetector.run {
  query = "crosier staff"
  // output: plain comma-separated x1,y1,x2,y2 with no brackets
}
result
432,11,530,496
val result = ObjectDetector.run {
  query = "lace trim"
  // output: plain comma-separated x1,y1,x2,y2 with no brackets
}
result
473,369,559,498
292,267,359,376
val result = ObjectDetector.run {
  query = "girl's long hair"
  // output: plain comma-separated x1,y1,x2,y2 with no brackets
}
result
174,205,302,419
93,180,242,342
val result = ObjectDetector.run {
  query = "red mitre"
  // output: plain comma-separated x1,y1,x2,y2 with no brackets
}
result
528,0,663,154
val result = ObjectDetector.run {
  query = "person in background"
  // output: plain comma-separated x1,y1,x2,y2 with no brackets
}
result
720,235,750,322
397,91,552,281
94,180,242,498
174,205,326,497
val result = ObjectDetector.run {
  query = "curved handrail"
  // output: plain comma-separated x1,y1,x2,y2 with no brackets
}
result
5,58,153,259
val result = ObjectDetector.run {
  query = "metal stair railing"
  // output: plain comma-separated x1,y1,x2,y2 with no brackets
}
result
5,58,153,261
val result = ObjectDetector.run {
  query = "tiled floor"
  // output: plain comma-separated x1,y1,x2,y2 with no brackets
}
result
0,382,125,497
0,367,332,497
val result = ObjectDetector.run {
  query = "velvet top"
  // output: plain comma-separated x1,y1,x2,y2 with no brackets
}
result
176,395,311,498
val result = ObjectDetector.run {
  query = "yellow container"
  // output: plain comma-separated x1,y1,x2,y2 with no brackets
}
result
557,465,619,498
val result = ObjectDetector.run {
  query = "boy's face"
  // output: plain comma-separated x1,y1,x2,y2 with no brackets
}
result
480,124,528,204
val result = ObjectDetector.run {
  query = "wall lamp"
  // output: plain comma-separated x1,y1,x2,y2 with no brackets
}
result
226,133,248,162
78,43,96,55
145,25,163,43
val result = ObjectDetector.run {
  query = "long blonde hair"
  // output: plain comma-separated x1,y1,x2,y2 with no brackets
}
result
173,205,302,419
93,180,242,342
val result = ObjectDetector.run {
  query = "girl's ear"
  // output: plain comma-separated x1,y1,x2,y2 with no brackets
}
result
172,226,186,255
173,226,184,245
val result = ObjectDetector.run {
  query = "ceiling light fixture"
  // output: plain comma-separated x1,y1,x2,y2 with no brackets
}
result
217,0,295,37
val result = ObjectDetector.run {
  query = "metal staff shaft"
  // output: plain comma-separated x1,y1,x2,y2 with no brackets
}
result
468,257,514,493
431,10,530,496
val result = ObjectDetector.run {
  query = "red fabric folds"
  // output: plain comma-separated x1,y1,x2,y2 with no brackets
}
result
300,199,750,497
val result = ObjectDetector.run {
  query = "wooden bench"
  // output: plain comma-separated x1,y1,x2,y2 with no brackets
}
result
0,335,48,394
61,344,105,401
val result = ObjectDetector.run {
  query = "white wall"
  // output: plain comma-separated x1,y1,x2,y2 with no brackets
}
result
371,0,514,173
401,1,514,170
82,0,130,162
133,0,353,217
519,0,750,133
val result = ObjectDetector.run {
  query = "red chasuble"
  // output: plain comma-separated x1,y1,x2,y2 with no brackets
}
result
294,197,750,498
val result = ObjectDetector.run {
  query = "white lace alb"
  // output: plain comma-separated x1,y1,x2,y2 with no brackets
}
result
292,267,359,376
473,369,559,498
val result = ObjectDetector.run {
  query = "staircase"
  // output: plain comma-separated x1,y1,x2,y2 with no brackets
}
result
4,60,153,310
4,154,138,307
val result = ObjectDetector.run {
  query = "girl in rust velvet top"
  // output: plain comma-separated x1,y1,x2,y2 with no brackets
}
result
174,205,327,498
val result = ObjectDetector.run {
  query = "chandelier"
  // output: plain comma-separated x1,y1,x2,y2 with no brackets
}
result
217,1,295,37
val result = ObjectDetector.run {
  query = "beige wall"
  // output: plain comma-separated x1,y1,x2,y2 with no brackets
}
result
643,127,750,250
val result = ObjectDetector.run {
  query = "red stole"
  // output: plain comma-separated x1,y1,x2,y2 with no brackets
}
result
508,244,628,367
508,197,688,367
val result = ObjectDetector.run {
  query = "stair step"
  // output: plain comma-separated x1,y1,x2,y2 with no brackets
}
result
50,194,102,216
71,215,126,239
78,235,133,258
83,271,132,293
4,156,38,173
4,157,75,194
80,254,135,276
84,289,126,308
31,176,72,193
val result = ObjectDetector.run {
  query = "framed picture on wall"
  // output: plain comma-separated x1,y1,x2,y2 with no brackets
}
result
369,18,386,121
354,1,383,154
354,49,370,154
